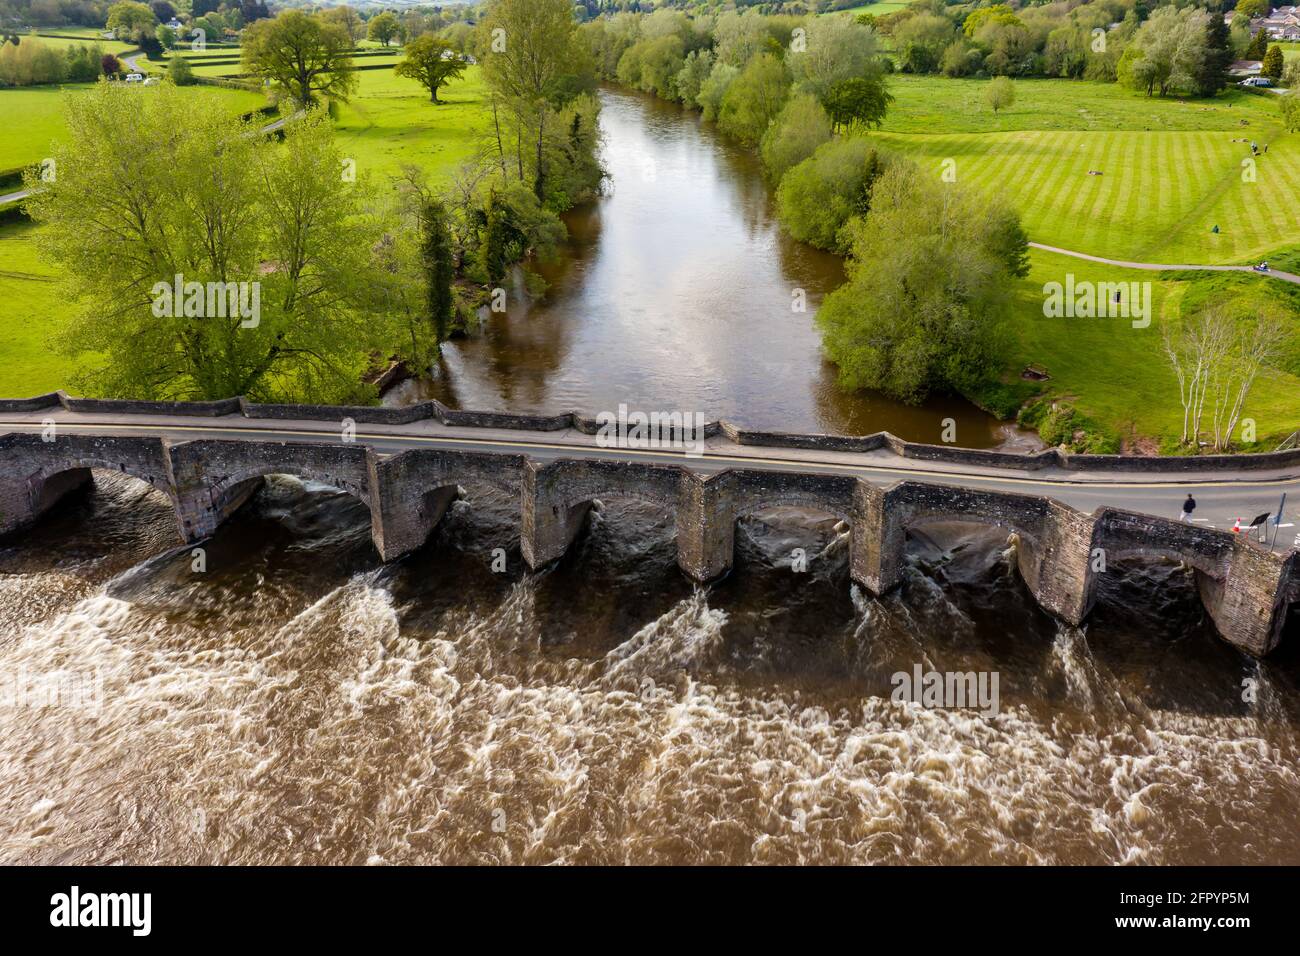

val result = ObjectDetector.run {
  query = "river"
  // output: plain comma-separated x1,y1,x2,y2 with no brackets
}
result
1,90,1298,865
396,88,1025,450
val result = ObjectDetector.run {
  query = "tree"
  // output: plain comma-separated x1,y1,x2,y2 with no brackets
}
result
673,48,713,108
1194,13,1232,97
367,11,401,48
718,52,791,146
1282,89,1300,133
788,13,883,102
962,4,1020,38
1236,0,1269,19
698,61,739,121
1262,44,1284,80
242,11,358,108
167,52,194,85
24,84,389,403
394,34,466,103
155,23,175,49
149,1,175,22
985,75,1015,112
101,52,120,76
760,91,832,181
1162,300,1283,450
776,138,886,251
421,199,454,343
815,161,1028,403
320,5,365,46
479,0,589,200
106,1,156,43
1124,7,1210,97
822,75,892,132
893,13,954,74
1244,28,1269,61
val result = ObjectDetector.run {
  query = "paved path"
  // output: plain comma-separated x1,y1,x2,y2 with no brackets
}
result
1030,242,1300,284
2,409,1297,543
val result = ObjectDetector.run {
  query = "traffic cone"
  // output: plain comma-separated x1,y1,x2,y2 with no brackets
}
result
1232,518,1241,533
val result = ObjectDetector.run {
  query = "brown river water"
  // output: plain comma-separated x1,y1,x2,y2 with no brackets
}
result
1,90,1298,865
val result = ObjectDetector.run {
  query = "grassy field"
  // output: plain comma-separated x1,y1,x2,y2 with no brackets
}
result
831,2,909,15
29,33,136,55
1006,249,1300,449
333,66,491,182
0,84,269,170
873,76,1299,266
0,222,87,396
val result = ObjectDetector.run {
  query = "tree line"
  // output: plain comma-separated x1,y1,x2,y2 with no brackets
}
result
581,6,1029,408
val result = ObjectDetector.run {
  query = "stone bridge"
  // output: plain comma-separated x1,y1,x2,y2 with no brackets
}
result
0,432,1294,658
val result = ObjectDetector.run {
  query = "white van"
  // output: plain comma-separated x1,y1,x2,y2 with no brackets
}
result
125,72,144,83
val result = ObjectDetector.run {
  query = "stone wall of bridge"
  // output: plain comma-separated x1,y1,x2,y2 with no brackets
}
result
0,431,1293,657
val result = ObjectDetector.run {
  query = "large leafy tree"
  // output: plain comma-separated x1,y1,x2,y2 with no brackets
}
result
394,34,466,103
366,11,402,48
1194,13,1233,97
106,1,157,43
789,12,885,102
1122,6,1209,97
242,10,358,108
815,161,1029,403
24,83,387,403
320,5,365,45
479,0,591,200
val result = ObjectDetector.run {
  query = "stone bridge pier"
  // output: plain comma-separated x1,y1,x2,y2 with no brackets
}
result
522,461,867,584
371,449,528,561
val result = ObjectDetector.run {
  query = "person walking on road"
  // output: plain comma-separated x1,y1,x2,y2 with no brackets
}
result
1181,494,1196,523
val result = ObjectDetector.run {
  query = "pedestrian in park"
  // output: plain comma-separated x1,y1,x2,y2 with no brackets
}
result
1181,494,1197,523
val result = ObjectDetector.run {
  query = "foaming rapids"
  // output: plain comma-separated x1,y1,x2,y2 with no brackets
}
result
0,476,1297,864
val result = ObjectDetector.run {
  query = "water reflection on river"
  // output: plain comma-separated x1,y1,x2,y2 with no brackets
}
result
399,88,1012,448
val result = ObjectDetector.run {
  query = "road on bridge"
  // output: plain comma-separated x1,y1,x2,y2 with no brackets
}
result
3,409,1298,549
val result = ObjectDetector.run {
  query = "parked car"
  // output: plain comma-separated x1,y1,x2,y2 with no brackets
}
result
124,72,144,83
1240,77,1274,87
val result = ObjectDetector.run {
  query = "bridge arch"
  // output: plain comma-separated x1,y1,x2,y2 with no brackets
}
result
0,435,177,537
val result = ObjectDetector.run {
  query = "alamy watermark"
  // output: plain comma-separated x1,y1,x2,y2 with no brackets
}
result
890,664,1000,718
151,274,260,328
595,403,707,458
1,666,103,715
1042,273,1151,329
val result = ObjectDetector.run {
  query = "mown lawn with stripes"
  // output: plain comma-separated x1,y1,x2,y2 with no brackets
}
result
873,77,1299,265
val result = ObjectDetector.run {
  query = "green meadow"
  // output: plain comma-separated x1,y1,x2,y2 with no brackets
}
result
873,76,1299,265
1006,250,1300,449
0,83,268,170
